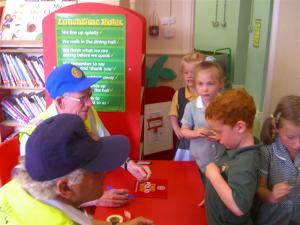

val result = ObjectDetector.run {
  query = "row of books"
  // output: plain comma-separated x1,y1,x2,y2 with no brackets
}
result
1,91,45,124
0,53,44,88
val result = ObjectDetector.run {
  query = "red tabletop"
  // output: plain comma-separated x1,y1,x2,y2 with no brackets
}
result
94,160,207,225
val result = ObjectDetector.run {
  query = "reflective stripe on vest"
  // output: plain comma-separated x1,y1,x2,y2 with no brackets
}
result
84,107,100,141
0,180,73,225
19,110,50,142
19,107,101,141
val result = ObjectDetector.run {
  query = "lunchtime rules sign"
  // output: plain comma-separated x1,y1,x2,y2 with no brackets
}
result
55,13,126,112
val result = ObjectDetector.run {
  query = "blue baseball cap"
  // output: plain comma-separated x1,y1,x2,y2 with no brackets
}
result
45,63,101,99
25,114,130,181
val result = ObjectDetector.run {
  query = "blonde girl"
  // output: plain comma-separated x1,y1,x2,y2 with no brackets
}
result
180,61,225,183
169,52,205,160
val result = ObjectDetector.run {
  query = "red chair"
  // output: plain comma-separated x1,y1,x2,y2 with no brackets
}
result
0,137,20,187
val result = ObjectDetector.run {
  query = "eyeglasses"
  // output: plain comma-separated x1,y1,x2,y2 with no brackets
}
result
63,91,93,104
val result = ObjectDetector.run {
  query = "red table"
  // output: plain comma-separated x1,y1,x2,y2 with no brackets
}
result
94,160,207,225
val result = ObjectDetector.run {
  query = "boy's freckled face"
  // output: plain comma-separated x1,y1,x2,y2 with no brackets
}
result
207,119,238,149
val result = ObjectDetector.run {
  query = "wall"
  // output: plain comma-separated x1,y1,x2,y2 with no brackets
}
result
263,0,300,117
134,0,195,90
137,0,194,55
77,0,129,7
194,0,242,83
244,0,273,110
194,0,272,111
235,0,251,85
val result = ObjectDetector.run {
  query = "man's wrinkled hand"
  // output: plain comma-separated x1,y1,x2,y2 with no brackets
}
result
95,189,129,207
127,160,151,181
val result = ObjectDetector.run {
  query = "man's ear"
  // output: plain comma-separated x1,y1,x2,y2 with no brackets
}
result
56,179,73,199
55,96,64,110
235,120,247,133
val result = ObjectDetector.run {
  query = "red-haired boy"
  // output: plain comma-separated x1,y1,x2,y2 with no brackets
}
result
204,88,261,225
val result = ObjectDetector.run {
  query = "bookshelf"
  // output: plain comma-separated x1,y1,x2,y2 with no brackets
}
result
0,40,45,142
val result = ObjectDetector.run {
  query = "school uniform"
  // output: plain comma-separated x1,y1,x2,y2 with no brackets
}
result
181,96,224,173
205,140,262,225
169,87,197,160
256,138,300,225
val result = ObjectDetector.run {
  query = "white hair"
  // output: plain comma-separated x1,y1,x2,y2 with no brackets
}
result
14,162,85,201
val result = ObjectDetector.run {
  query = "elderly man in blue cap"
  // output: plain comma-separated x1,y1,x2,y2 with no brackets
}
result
1,114,153,225
19,63,151,207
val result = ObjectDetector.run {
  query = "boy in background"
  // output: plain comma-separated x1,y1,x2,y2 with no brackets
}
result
204,88,261,225
169,52,205,160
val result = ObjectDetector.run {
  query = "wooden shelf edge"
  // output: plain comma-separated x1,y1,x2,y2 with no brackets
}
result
146,51,191,56
0,48,43,53
0,86,45,91
1,119,26,127
0,40,43,48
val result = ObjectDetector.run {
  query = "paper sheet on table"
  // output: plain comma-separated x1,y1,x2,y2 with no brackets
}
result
134,178,168,198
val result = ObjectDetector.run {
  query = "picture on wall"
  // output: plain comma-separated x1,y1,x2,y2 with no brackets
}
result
0,0,76,40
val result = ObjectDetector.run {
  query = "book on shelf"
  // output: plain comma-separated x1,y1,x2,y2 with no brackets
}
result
30,56,45,83
1,92,45,124
14,55,36,87
1,107,26,125
0,0,77,40
28,92,44,114
16,93,35,120
19,92,45,118
24,56,45,87
0,63,9,86
0,53,17,87
36,90,46,106
1,96,29,123
10,54,31,87
0,53,44,88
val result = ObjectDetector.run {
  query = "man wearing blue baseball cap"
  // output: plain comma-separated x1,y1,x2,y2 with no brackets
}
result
1,114,153,225
19,63,151,208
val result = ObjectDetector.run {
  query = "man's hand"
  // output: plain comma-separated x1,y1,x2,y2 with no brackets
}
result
93,216,154,225
122,216,154,225
95,189,129,207
127,160,151,181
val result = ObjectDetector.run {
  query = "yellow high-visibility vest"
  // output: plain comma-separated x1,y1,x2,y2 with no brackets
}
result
19,105,101,142
0,180,73,225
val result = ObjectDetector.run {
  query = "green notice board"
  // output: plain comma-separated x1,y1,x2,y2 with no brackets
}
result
55,13,126,112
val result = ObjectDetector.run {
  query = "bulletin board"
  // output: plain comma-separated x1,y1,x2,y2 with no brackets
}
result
42,3,146,159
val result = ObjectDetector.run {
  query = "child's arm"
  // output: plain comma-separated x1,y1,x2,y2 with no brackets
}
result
256,178,292,203
169,115,184,139
169,91,183,139
181,125,208,139
206,163,244,216
257,145,292,204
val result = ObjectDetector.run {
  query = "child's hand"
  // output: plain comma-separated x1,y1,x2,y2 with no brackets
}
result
205,129,220,141
198,198,205,207
174,127,184,139
270,181,292,203
195,127,209,137
205,163,220,180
